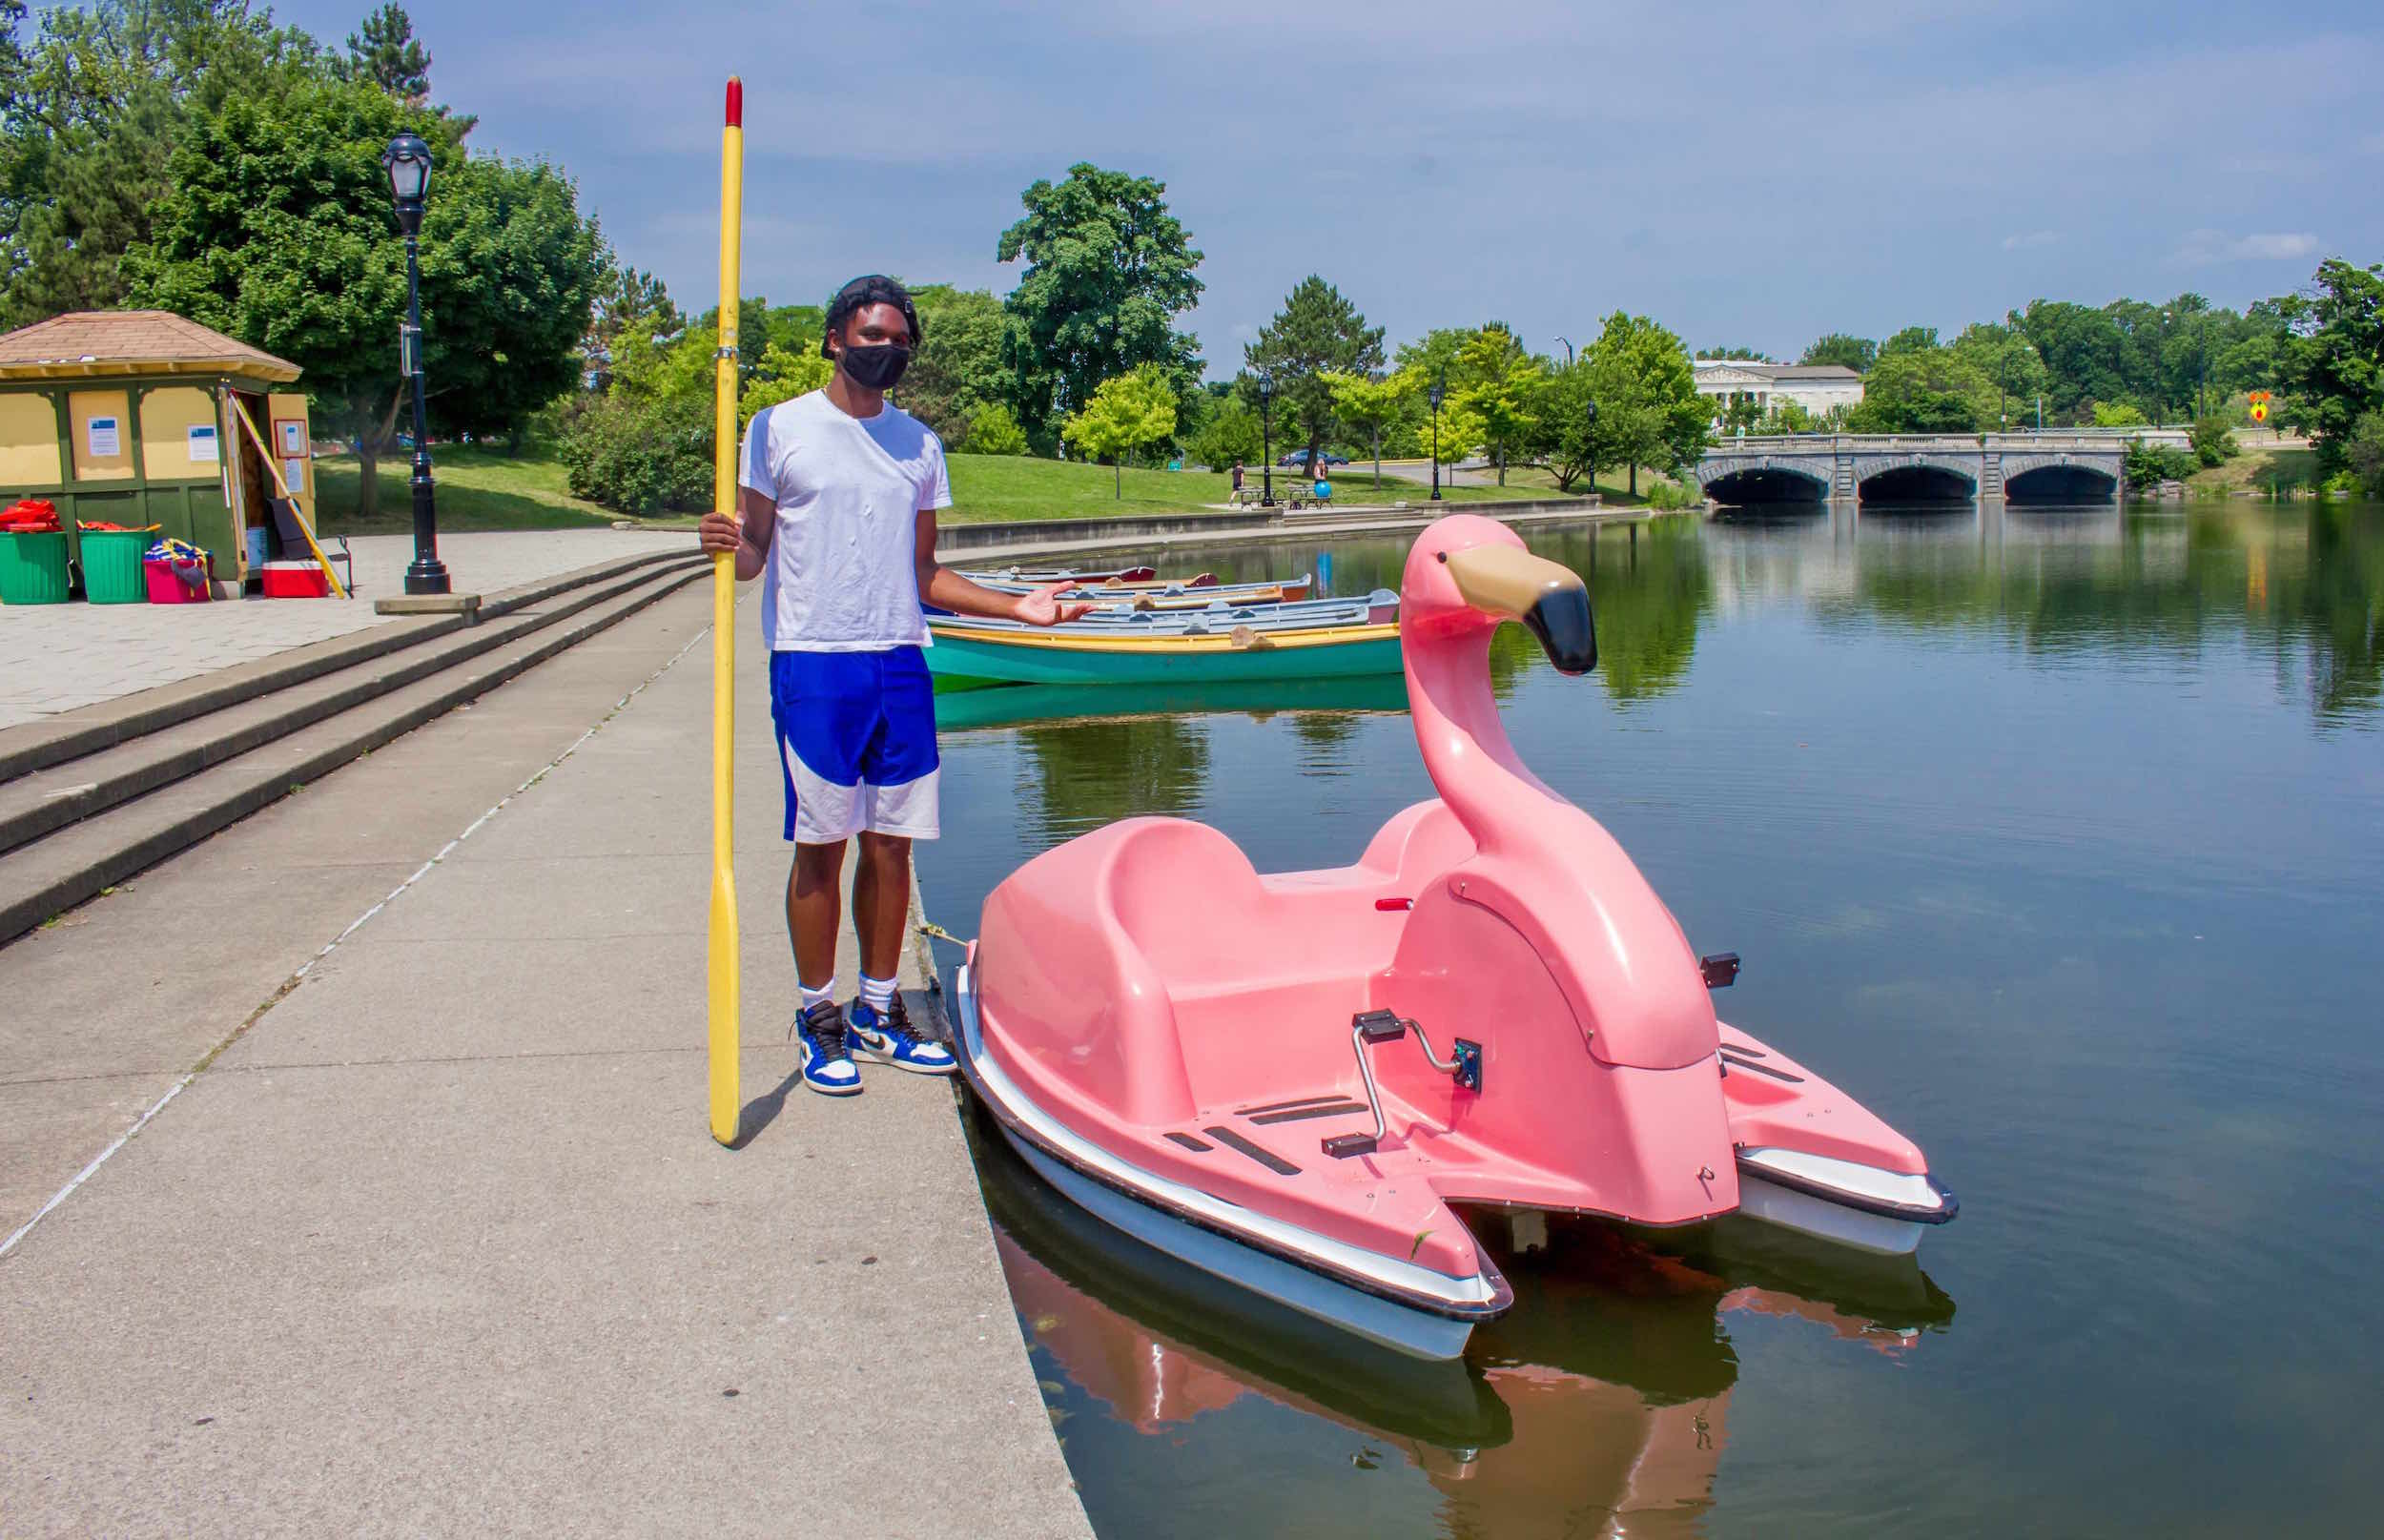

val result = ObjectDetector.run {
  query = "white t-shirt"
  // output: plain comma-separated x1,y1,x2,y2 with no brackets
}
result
739,390,952,651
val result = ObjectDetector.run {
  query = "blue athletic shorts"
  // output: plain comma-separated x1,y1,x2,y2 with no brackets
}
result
770,647,940,844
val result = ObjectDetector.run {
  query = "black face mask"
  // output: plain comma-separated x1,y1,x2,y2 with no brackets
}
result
838,342,912,391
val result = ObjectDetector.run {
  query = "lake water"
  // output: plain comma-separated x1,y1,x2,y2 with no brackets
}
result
917,500,2384,1538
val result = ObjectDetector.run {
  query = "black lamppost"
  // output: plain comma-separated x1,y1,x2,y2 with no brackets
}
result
1256,372,1275,505
1428,373,1445,502
382,132,449,595
1584,398,1599,495
2160,308,2173,426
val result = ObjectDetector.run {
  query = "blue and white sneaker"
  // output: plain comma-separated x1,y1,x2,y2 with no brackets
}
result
794,1000,863,1097
848,995,956,1076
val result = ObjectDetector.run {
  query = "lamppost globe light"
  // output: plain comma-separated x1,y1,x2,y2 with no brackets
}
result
381,133,433,233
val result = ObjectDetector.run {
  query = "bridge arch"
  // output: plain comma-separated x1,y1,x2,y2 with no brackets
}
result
1700,462,1828,506
1855,455,1976,503
2003,455,2119,503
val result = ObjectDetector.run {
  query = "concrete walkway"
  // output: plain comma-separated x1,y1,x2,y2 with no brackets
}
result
0,529,687,729
0,581,1090,1537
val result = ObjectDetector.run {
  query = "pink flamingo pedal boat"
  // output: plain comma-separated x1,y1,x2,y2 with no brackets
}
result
953,515,1956,1359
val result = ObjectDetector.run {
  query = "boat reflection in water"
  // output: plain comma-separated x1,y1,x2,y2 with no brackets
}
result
972,1108,1955,1538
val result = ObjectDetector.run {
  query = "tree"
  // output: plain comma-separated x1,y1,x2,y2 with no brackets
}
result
1186,394,1262,471
996,163,1202,445
737,341,832,426
336,4,428,103
902,285,1006,444
1246,276,1384,471
1947,321,2047,428
1060,364,1179,497
1324,367,1416,485
583,263,678,390
0,0,326,326
2012,299,2128,421
1533,359,1608,492
124,79,603,515
1449,325,1543,484
2279,258,2384,477
1392,325,1475,382
2345,410,2384,499
1800,332,1878,373
959,401,1029,456
1880,325,1940,359
1695,346,1775,361
1845,346,1993,433
1583,312,1707,497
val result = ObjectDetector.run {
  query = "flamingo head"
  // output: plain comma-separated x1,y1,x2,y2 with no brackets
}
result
1401,515,1597,675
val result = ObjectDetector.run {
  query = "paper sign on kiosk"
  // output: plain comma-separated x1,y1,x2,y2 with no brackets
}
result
277,420,305,457
88,417,120,457
282,458,306,493
188,424,218,462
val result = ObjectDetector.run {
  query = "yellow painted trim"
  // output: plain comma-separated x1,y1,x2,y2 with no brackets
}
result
927,622,1400,654
0,359,300,385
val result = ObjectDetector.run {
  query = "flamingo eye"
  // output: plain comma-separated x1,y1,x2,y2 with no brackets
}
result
1435,551,1448,564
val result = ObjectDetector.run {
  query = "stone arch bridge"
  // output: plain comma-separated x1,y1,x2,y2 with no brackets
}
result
1692,431,2188,504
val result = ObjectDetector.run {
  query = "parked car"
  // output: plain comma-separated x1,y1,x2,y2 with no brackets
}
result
1277,450,1350,467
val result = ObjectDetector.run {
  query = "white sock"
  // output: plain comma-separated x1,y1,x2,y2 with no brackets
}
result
800,978,836,1013
859,974,896,1016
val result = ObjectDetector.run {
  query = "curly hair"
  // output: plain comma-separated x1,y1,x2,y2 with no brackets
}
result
820,275,922,359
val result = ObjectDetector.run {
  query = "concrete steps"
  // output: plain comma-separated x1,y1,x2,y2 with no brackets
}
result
0,551,708,943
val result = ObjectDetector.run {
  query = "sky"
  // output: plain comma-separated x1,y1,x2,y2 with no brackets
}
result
271,0,2381,373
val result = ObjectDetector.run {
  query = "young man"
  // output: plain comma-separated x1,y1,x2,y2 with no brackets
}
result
697,276,1089,1096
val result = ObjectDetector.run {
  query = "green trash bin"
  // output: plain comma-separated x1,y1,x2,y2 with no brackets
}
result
0,530,71,606
79,529,152,605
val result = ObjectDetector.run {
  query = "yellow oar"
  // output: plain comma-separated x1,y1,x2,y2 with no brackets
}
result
230,399,347,598
707,78,744,1146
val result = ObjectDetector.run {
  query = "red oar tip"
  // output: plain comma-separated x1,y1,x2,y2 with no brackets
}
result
725,78,743,128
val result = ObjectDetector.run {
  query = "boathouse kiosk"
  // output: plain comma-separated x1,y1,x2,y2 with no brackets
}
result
0,311,315,596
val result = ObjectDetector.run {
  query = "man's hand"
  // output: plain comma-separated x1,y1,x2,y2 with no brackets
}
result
1010,581,1095,626
697,510,744,556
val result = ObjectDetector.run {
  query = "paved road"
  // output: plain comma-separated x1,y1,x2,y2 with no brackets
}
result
0,581,1090,1538
0,529,688,729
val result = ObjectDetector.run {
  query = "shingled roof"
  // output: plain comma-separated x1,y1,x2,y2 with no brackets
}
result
0,310,301,384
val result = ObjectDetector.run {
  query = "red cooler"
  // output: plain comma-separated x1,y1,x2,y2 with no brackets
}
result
260,560,332,599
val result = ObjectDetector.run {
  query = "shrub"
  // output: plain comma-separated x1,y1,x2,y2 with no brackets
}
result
1645,480,1701,510
2189,415,2241,468
2123,438,2197,487
556,390,713,515
2345,410,2384,500
957,401,1029,456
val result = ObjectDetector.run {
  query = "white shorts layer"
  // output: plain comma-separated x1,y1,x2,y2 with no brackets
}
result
782,737,940,844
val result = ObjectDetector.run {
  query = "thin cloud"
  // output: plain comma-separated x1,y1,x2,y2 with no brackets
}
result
2173,229,2322,264
2002,230,2061,250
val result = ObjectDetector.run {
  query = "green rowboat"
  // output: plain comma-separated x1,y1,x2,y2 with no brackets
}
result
925,620,1402,688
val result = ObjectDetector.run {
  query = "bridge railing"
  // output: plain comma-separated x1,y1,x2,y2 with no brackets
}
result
1705,430,2176,454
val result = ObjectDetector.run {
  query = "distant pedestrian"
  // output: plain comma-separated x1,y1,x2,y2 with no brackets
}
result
1231,460,1245,500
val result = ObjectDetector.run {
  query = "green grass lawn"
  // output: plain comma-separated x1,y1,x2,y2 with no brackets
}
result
310,443,1589,535
313,445,620,536
2187,443,2317,497
941,454,1562,522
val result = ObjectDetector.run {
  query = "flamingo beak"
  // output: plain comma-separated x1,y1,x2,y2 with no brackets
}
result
1442,544,1598,675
